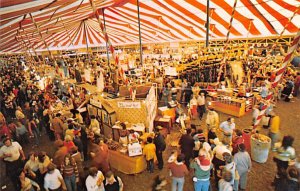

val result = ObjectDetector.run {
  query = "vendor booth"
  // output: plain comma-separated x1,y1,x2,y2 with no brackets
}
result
86,84,157,174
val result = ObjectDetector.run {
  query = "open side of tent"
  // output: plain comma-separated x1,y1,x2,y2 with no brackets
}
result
0,0,299,53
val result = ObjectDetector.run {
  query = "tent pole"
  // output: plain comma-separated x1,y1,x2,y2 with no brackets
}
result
83,20,90,62
216,0,238,84
18,34,34,62
24,33,40,62
102,8,110,66
205,0,210,48
29,13,53,61
137,0,143,67
17,37,32,62
246,19,253,46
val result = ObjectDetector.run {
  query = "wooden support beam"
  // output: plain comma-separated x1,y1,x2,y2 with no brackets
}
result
29,13,53,60
24,33,39,61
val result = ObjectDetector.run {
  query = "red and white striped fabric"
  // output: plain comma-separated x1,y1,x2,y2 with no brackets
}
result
253,30,300,128
0,0,300,53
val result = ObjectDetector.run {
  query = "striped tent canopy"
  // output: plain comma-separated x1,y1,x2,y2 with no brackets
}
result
1,0,299,53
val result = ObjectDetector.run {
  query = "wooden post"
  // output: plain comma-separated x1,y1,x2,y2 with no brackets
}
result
17,32,34,62
205,0,210,47
83,20,90,62
137,0,143,67
102,8,110,66
29,13,53,60
16,36,32,62
216,0,238,83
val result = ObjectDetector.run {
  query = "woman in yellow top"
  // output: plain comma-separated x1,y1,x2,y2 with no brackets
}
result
143,137,157,173
268,112,280,151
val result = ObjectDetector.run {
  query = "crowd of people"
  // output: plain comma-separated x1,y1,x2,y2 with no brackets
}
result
0,60,125,191
0,50,299,191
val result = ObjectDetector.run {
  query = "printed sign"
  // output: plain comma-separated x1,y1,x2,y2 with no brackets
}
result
90,99,102,108
117,102,141,108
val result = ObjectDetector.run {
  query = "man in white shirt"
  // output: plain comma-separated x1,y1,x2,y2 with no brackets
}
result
219,117,236,143
44,163,66,191
180,79,187,103
197,92,206,120
0,138,26,190
86,167,105,191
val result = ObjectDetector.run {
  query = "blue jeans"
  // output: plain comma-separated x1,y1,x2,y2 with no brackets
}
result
64,175,77,191
194,179,210,191
147,159,154,173
32,127,40,145
171,177,185,191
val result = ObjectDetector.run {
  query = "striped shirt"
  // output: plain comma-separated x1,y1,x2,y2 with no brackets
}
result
60,163,79,178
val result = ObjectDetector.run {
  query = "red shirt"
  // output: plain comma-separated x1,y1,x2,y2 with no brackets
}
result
0,124,12,138
13,89,19,97
232,136,244,154
168,162,189,178
63,141,75,152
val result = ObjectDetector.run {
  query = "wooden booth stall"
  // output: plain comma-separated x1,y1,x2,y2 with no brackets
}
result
208,89,257,117
87,85,157,174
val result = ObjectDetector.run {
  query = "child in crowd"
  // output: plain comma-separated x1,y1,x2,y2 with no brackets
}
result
143,137,157,173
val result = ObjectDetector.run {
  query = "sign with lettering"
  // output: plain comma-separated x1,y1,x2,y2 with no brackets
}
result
117,102,141,108
90,99,102,108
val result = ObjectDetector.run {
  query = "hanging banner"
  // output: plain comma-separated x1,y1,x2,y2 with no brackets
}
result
118,102,141,108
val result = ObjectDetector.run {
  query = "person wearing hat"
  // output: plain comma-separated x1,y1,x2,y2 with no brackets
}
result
190,148,213,191
154,126,166,170
268,111,280,151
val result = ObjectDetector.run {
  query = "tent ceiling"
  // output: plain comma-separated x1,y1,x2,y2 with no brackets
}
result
0,0,299,53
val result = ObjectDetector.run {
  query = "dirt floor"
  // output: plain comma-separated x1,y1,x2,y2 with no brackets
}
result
1,97,299,191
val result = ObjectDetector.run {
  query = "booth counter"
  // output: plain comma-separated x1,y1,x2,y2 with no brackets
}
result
209,96,246,117
108,149,146,174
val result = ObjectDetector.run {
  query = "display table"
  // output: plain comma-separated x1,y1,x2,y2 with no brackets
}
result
154,116,172,133
108,150,146,174
209,97,246,117
158,107,176,122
